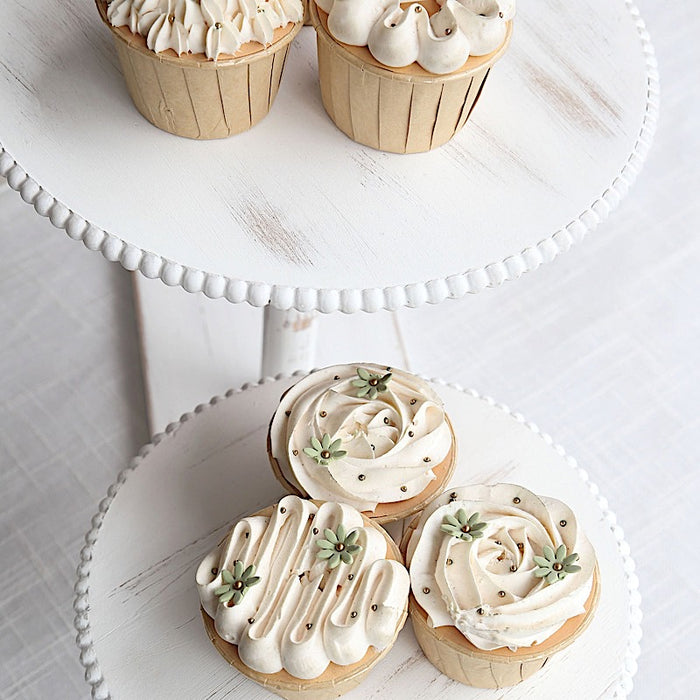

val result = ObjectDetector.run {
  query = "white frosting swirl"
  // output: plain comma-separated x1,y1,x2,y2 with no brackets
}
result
269,364,453,512
106,0,304,59
315,0,515,75
406,484,596,651
197,496,409,678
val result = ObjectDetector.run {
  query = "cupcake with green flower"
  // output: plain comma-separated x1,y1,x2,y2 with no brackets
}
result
402,483,600,689
268,363,457,523
196,495,409,697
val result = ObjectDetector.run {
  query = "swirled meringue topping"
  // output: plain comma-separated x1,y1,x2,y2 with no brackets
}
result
315,0,515,74
269,364,454,512
197,496,409,678
406,484,596,651
105,0,304,60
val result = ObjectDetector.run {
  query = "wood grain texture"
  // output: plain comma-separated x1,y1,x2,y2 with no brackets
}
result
77,379,638,699
0,0,657,307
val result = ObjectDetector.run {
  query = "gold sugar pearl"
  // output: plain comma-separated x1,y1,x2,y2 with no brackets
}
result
351,611,357,618
358,474,366,481
560,520,567,527
334,375,340,380
423,587,430,594
285,410,291,417
306,623,313,630
320,411,327,417
517,543,524,551
248,617,255,624
414,5,422,11
214,22,222,29
445,28,452,35
408,431,414,437
495,540,502,545
371,604,378,611
292,449,299,456
513,497,521,504
498,591,506,598
446,558,453,566
410,399,417,405
499,11,504,18
384,417,390,424
477,607,485,615
313,528,319,535
510,565,517,572
348,573,354,581
400,485,408,492
423,457,431,463
168,14,175,24
280,507,286,514
211,567,218,576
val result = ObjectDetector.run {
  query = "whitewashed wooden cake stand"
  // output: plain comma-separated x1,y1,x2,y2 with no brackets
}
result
0,0,658,374
74,377,640,699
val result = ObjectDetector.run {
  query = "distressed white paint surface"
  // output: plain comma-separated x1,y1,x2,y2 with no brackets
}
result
0,0,653,305
85,379,635,699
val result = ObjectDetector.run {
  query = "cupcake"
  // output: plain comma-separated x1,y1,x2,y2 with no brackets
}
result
97,0,304,138
310,0,515,153
197,495,410,699
403,484,600,688
268,364,457,523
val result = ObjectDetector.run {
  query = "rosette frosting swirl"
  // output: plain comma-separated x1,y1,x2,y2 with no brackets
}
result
406,484,596,651
197,496,409,678
269,364,454,512
315,0,515,74
106,0,304,59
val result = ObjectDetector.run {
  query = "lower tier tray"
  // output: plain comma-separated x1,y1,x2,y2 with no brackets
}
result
74,376,640,699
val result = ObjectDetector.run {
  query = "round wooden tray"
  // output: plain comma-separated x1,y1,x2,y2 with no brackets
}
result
0,0,657,312
74,376,640,699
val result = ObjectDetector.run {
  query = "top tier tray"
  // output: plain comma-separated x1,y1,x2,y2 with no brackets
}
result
0,0,657,312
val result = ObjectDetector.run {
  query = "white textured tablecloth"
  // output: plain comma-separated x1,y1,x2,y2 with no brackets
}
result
0,1,698,698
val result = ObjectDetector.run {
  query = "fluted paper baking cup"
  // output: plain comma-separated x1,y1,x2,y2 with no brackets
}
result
201,505,407,700
310,3,511,154
97,0,301,140
401,517,601,688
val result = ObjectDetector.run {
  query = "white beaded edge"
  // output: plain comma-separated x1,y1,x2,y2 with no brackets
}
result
1,0,658,314
73,373,641,700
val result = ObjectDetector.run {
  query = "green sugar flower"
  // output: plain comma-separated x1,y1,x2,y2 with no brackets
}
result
303,433,347,465
533,544,581,584
214,561,261,605
352,367,392,399
316,523,363,569
440,510,487,542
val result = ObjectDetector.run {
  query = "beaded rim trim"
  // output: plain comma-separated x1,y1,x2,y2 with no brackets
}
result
73,372,642,699
1,1,658,314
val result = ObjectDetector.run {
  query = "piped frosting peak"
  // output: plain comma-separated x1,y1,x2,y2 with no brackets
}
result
106,0,304,59
315,0,515,74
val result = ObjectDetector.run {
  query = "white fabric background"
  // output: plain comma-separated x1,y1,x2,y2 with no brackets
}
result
0,1,698,697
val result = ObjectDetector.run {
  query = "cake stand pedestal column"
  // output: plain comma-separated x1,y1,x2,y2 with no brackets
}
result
262,306,317,378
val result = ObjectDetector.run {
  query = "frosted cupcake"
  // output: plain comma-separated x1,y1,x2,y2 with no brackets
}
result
97,0,304,138
403,484,600,688
310,0,515,153
197,495,409,699
268,364,457,523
